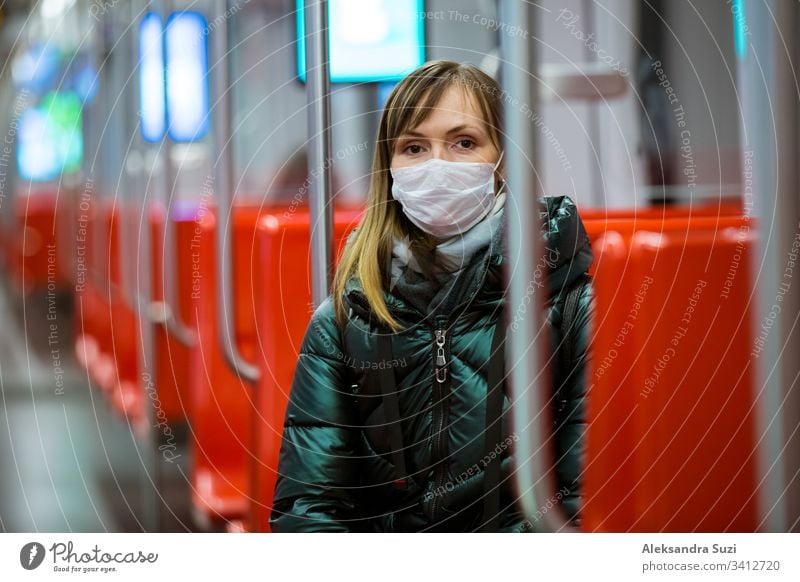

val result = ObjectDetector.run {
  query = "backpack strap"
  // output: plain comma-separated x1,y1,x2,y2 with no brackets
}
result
560,274,589,371
376,333,410,490
479,316,506,531
480,273,591,531
556,274,591,419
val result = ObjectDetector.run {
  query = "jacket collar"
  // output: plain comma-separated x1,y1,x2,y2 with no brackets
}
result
344,195,592,325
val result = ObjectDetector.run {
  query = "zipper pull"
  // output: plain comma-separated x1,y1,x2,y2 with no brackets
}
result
435,329,447,366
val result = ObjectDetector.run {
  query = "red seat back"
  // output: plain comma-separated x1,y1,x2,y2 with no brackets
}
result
189,204,262,522
579,199,743,221
250,207,363,532
583,215,759,531
152,203,207,424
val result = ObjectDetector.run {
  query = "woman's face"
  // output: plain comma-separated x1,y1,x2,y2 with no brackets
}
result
390,85,500,170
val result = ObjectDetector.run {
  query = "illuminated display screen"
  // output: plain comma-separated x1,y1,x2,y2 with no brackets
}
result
139,12,166,143
296,0,425,83
165,11,210,142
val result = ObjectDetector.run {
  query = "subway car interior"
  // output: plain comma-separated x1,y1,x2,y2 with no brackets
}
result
0,0,798,533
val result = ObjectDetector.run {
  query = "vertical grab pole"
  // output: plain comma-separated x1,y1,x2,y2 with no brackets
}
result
130,0,158,532
212,0,260,382
735,0,800,532
159,0,177,325
500,0,575,532
159,0,196,347
305,0,334,308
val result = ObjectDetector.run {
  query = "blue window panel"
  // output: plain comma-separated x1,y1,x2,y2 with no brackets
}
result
165,11,210,142
139,12,166,143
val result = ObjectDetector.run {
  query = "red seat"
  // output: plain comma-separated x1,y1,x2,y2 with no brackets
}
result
75,200,117,392
583,214,759,531
73,200,165,435
579,198,743,221
108,292,144,431
98,202,148,432
583,215,752,277
249,207,362,532
151,202,208,425
5,191,69,292
96,200,195,429
73,194,99,372
189,205,261,525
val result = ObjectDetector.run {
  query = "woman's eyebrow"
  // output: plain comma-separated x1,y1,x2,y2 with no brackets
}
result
446,124,483,135
398,124,484,139
397,129,427,139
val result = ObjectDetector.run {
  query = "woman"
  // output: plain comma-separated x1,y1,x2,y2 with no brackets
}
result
270,60,594,532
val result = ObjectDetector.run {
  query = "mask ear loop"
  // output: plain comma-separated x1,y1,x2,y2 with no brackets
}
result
494,150,506,196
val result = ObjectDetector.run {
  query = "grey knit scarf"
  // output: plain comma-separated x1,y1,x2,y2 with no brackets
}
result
388,192,506,315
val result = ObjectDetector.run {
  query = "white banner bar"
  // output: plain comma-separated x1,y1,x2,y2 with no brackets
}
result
1,533,799,581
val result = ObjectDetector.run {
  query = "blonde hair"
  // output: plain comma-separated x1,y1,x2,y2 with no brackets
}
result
332,60,505,330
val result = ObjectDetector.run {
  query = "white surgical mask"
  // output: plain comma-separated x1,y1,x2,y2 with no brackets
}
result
390,153,503,239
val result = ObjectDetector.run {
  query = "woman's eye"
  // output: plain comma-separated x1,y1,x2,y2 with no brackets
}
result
404,144,423,155
455,138,475,150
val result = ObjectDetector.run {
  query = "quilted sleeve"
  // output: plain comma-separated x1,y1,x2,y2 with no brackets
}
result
553,279,594,526
270,297,363,532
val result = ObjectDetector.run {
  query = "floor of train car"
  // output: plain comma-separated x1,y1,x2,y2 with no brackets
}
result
0,283,196,532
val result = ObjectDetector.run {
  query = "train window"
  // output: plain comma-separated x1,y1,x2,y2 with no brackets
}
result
165,11,210,142
17,91,83,181
138,12,165,143
295,0,425,83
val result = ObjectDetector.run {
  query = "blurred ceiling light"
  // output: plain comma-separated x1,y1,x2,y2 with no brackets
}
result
41,0,76,20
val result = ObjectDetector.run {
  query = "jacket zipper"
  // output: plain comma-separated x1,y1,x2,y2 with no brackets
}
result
430,315,450,521
344,253,498,520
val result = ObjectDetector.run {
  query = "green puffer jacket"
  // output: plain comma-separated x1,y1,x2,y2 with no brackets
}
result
271,195,594,532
